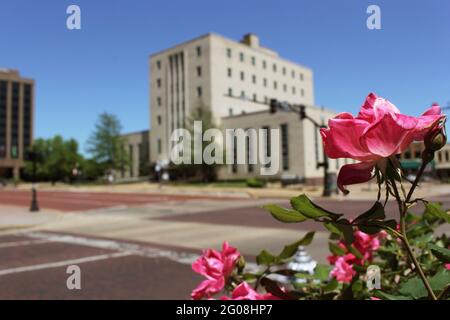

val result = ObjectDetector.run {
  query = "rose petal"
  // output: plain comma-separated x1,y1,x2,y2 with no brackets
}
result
362,113,417,157
321,117,375,162
337,162,375,194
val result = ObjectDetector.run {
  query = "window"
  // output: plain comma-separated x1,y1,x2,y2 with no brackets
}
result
404,151,411,159
156,60,161,70
228,88,233,96
273,63,277,72
336,159,340,170
239,52,244,62
291,70,295,78
414,151,421,158
196,46,202,57
227,67,232,78
262,60,267,69
263,78,267,87
300,88,304,97
292,87,296,94
156,78,161,88
446,151,449,162
196,66,202,77
281,124,289,170
299,73,304,81
157,115,162,125
228,108,233,116
282,67,286,75
227,48,232,58
264,96,268,103
253,93,257,102
197,86,202,97
240,71,245,81
157,139,162,154
240,91,245,98
252,75,256,84
157,97,162,106
273,81,278,90
283,84,287,92
251,56,256,66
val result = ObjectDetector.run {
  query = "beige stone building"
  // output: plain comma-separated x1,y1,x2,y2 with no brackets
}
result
120,130,150,179
149,33,314,159
399,141,450,179
148,32,344,182
0,69,34,179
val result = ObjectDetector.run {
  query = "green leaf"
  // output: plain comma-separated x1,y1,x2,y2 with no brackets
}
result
358,219,397,235
351,280,364,293
329,242,346,256
398,270,450,299
324,222,343,235
263,204,307,223
277,231,315,261
322,278,339,293
290,194,342,220
256,232,316,265
334,219,355,245
353,202,385,224
425,202,450,223
398,277,428,299
372,290,412,300
428,244,450,263
313,264,332,281
429,269,450,292
256,250,275,265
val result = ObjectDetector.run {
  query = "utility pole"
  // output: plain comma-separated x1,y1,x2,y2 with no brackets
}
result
271,100,332,197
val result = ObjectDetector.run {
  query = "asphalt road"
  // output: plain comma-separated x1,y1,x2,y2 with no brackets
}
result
0,190,448,299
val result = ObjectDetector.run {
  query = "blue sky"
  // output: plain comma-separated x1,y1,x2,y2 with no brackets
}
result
1,0,449,154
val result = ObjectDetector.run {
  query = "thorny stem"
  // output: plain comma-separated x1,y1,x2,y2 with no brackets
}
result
389,161,437,300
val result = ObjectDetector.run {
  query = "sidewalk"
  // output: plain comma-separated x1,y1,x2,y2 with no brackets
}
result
0,205,63,233
6,181,450,200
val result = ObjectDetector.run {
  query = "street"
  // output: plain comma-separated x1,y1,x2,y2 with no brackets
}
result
0,188,449,299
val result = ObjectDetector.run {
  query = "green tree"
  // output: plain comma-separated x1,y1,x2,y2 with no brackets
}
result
24,136,83,183
181,105,222,182
86,112,129,175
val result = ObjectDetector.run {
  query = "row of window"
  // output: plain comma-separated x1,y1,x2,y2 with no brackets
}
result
226,48,304,81
228,68,305,95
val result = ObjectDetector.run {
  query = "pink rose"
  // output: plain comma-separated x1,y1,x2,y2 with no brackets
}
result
328,230,382,266
221,282,279,300
353,231,380,262
445,264,450,271
320,93,445,194
330,256,356,283
191,241,240,300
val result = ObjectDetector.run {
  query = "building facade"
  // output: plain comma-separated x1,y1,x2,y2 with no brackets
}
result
149,33,314,161
120,130,150,179
0,69,34,179
399,141,450,179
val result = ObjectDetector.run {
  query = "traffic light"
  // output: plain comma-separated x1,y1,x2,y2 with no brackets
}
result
299,105,306,120
269,99,278,114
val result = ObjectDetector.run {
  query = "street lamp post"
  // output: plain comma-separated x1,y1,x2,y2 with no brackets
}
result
270,99,332,197
26,150,40,212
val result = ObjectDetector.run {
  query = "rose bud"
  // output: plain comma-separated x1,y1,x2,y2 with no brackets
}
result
424,121,447,152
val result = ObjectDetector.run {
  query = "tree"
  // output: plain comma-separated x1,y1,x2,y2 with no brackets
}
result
24,136,83,184
181,105,222,182
86,112,129,174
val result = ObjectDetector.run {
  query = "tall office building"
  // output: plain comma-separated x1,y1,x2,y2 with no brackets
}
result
148,33,344,182
0,69,34,179
149,33,314,161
